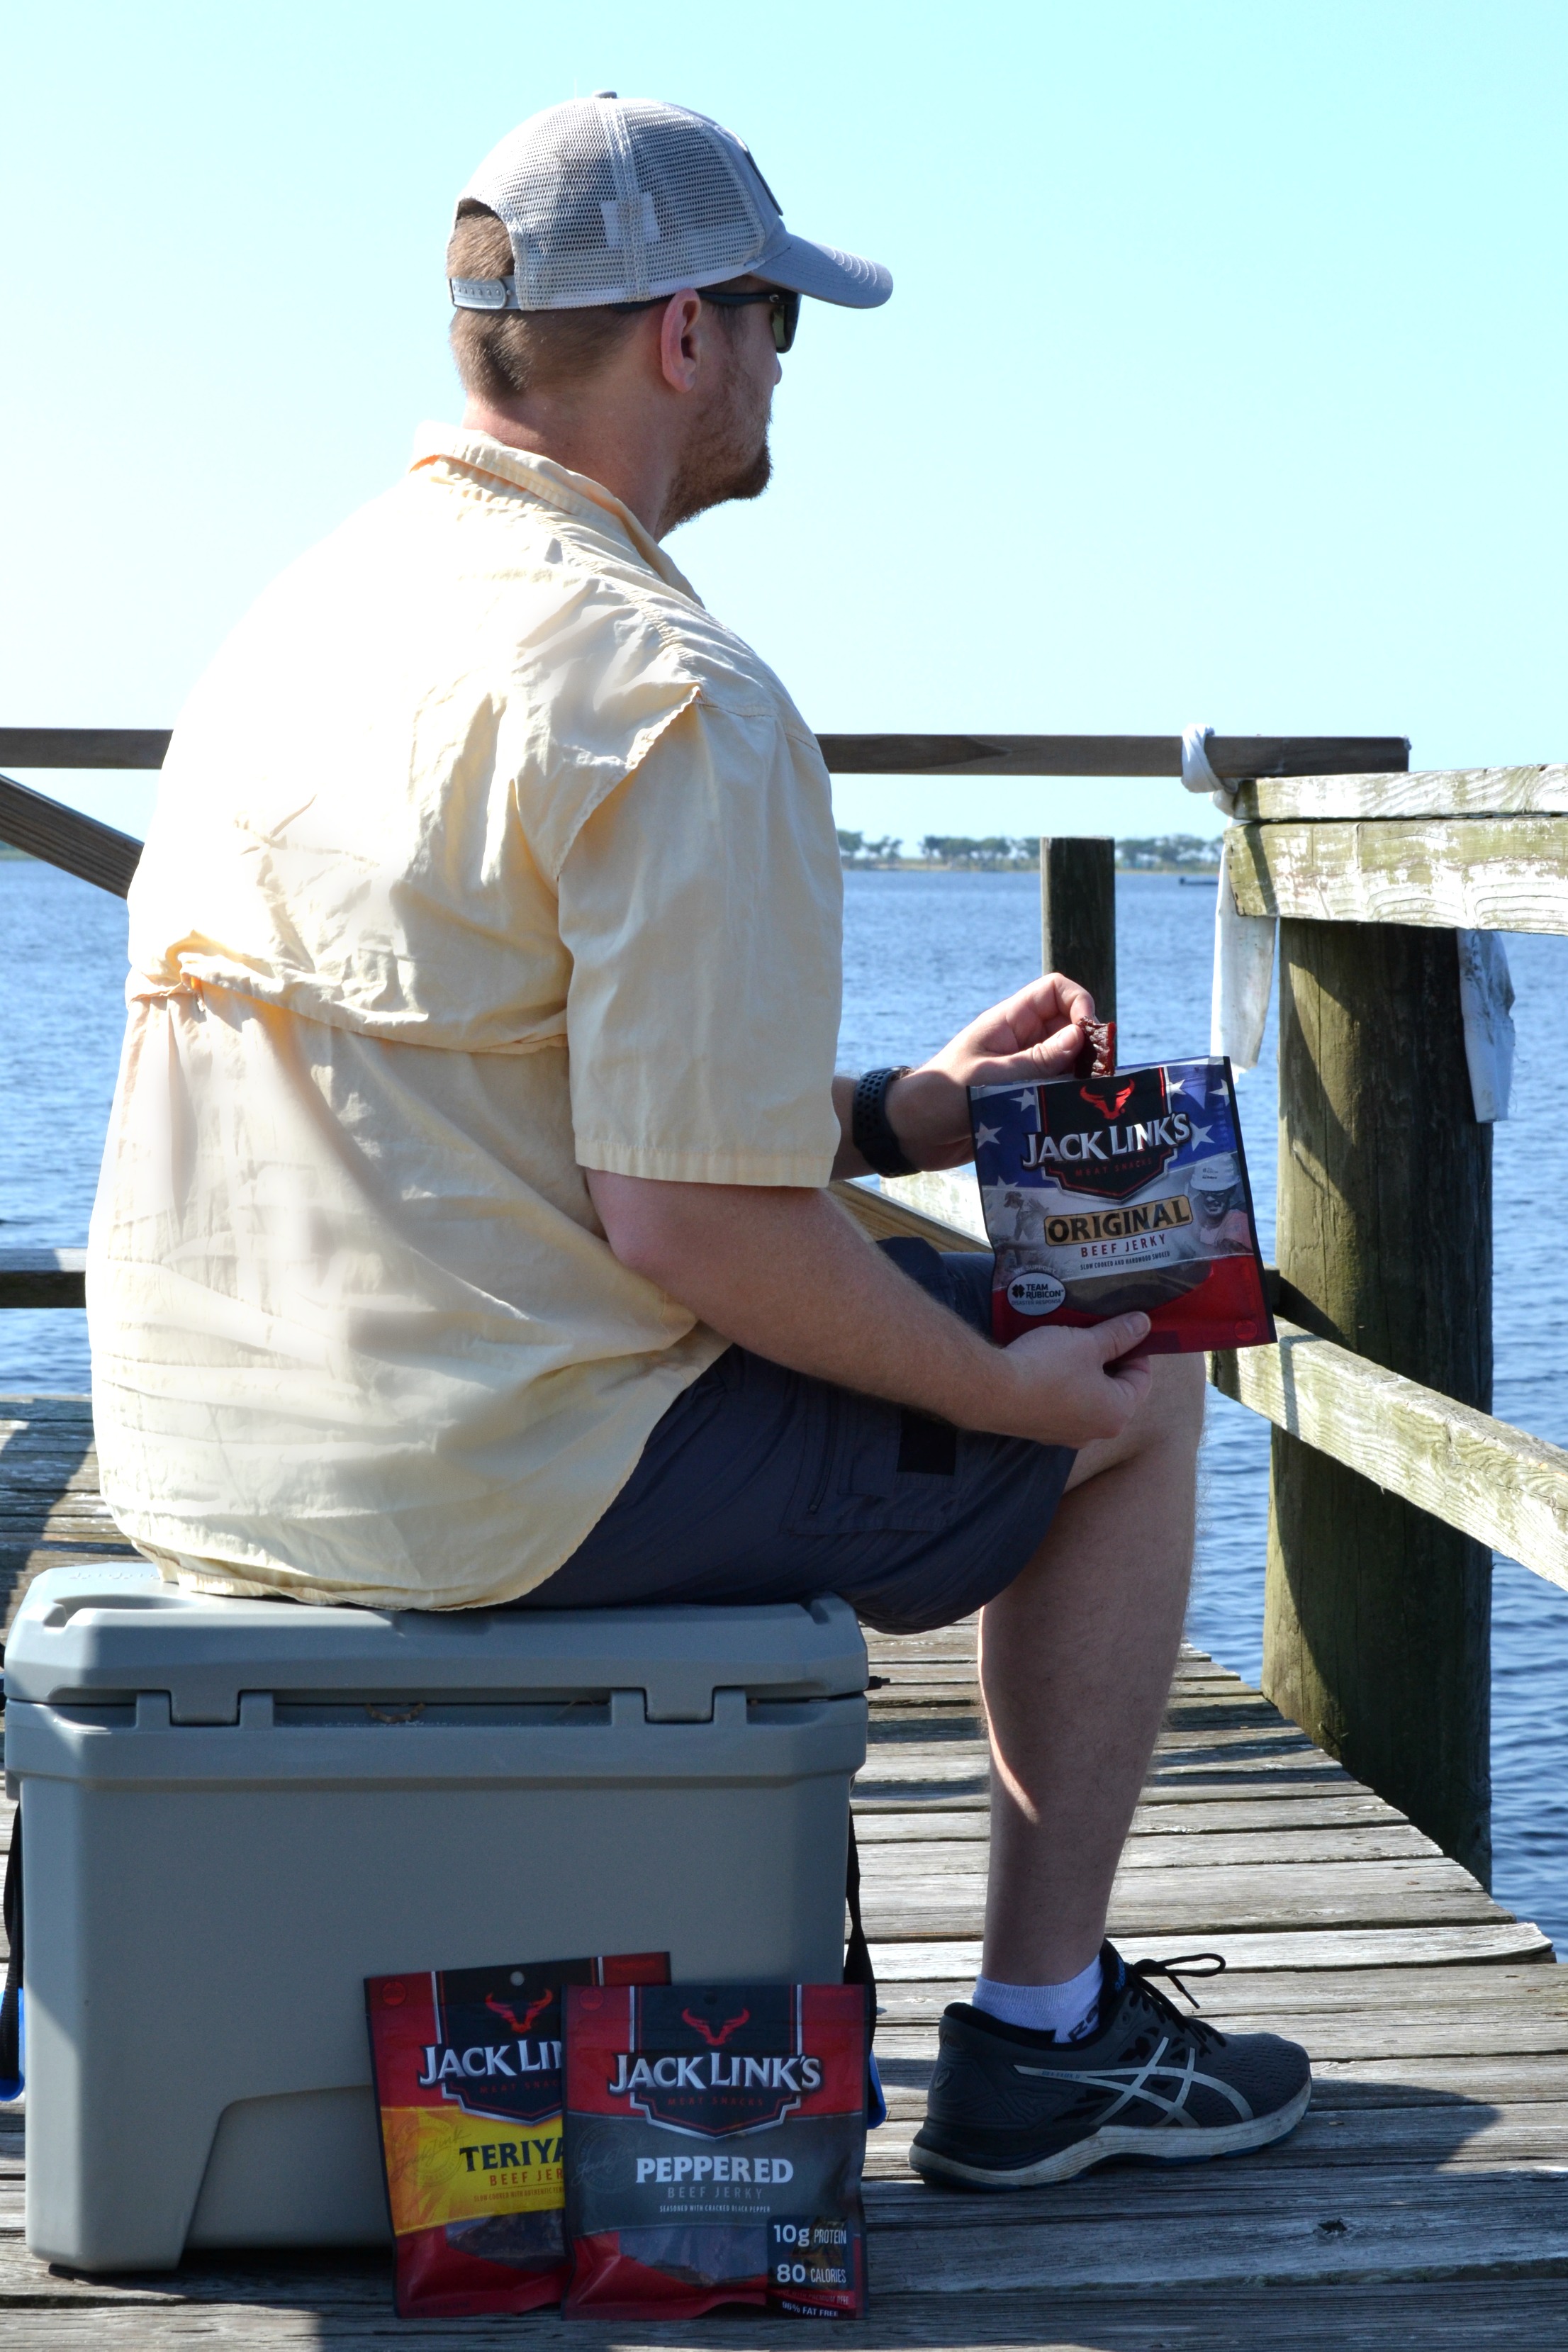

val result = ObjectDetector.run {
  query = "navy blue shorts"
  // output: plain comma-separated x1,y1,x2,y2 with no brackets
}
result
515,1239,1075,1635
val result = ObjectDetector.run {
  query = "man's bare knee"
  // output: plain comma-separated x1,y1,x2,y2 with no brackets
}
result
1065,1348,1204,1490
1145,1348,1206,1448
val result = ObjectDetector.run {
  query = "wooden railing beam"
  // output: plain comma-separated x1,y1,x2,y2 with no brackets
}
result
1212,1321,1568,1598
814,734,1410,780
1228,814,1568,934
0,728,171,769
0,1250,88,1310
1235,763,1568,824
0,727,1411,783
0,774,141,897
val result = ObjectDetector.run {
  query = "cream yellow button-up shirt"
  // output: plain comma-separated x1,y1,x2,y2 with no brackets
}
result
86,425,843,1608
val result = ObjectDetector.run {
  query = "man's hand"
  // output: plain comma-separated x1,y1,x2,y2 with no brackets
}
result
832,973,1097,1177
988,1314,1154,1447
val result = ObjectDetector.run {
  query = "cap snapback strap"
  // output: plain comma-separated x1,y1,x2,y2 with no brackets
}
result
449,274,521,311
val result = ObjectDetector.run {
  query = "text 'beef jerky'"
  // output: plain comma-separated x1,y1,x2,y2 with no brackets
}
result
970,1055,1274,1354
365,1952,668,2319
564,1983,869,2320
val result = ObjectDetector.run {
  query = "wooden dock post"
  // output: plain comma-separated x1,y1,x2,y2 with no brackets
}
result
1264,917,1494,1881
1040,836,1116,1020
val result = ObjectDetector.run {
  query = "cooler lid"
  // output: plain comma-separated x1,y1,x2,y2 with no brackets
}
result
3,1567,867,1725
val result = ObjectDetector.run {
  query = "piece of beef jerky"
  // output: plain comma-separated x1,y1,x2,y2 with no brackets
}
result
445,2208,566,2269
1072,1018,1117,1080
615,2224,771,2285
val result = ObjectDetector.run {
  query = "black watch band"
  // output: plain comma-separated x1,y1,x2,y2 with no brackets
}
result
851,1066,917,1179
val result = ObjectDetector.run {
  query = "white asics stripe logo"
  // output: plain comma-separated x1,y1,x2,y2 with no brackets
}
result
1013,2034,1253,2127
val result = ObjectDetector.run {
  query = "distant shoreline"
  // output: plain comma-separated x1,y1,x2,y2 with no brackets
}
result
841,859,1221,878
0,846,1222,884
0,844,1224,878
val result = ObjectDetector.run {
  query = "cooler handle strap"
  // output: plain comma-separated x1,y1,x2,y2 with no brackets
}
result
842,1813,886,2126
842,1809,875,2022
0,1806,21,2089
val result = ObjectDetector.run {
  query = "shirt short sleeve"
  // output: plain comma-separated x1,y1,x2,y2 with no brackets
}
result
560,691,844,1185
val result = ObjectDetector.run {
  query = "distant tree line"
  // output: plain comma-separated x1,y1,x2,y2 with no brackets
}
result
836,831,1038,870
834,831,907,866
1114,834,1223,873
835,830,1224,873
918,836,1041,869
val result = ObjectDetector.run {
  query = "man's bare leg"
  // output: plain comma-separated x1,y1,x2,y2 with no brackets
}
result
978,1351,1205,1984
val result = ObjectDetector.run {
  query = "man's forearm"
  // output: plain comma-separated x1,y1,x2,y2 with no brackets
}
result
586,1170,1152,1449
585,965,1150,1451
589,1171,1005,1426
831,970,1101,1180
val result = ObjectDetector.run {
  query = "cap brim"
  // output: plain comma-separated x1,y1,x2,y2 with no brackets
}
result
751,230,892,308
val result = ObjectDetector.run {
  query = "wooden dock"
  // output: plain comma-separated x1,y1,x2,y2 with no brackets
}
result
2,1397,1568,2343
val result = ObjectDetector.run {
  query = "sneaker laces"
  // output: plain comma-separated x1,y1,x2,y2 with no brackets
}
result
1124,1952,1227,2047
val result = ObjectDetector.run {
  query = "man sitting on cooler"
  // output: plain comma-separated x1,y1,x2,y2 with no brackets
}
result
89,94,1310,2190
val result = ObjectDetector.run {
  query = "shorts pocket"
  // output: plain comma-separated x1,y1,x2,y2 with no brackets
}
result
785,1389,969,1538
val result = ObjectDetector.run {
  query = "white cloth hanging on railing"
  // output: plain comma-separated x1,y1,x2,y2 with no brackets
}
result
1456,928,1515,1122
1182,722,1275,1073
1180,721,1513,1119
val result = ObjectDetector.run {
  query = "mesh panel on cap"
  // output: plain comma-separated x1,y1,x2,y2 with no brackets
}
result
464,97,771,310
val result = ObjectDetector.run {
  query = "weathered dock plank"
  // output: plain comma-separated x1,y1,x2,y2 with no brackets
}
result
2,2285,1566,2351
0,1399,1562,2341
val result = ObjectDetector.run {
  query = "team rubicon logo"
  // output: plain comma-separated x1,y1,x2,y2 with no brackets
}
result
605,1987,822,2134
1021,1065,1190,1202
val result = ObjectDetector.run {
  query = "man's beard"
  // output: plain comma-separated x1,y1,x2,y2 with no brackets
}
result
663,357,772,533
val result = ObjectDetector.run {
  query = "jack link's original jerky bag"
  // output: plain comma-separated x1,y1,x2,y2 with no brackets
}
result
366,1953,668,2319
563,1982,870,2320
970,1055,1274,1355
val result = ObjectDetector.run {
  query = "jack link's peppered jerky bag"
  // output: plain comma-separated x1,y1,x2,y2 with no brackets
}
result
365,1953,668,2319
563,1982,870,2320
970,1056,1274,1355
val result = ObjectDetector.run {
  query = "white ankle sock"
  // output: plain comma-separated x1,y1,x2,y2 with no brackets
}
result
970,1953,1103,2040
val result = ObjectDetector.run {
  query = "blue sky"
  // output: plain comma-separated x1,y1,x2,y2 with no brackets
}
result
4,0,1564,847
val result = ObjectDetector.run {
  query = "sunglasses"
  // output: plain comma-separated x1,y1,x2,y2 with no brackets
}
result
610,285,800,353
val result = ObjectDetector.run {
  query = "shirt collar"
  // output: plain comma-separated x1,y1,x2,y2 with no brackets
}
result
409,421,702,605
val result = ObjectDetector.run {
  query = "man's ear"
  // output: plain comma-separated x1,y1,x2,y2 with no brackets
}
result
657,291,707,393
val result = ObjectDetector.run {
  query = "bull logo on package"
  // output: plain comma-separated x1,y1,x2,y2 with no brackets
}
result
605,1987,822,2134
415,1968,570,2127
1024,1065,1188,1203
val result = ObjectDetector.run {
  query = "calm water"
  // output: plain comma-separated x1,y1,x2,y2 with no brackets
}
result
4,858,1567,1944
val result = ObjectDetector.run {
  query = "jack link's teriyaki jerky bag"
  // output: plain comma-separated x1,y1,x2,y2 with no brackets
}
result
564,1982,870,2320
971,1055,1274,1355
365,1952,668,2319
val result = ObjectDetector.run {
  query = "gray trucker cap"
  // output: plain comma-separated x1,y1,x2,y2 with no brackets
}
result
452,94,892,315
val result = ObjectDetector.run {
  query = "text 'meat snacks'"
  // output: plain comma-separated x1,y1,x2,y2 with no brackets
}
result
365,1952,668,2319
970,1055,1273,1355
564,1981,870,2320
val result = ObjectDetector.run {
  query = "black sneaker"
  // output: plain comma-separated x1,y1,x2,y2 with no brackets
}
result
909,1946,1310,2190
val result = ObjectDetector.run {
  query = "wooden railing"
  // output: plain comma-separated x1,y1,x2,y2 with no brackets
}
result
888,764,1568,1886
16,724,1568,1883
